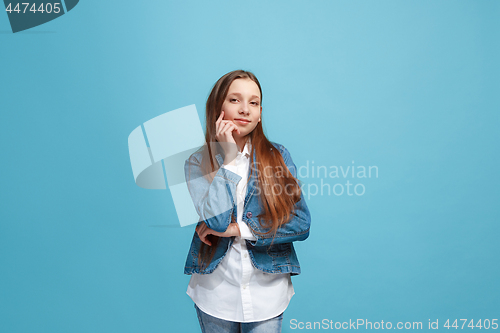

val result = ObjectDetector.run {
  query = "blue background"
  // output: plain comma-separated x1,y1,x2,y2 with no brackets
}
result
1,0,498,332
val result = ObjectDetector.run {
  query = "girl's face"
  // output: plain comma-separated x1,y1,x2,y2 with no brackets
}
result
221,78,262,139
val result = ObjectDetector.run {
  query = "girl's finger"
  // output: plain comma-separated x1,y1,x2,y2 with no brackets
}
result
216,120,231,137
197,226,209,245
200,228,212,246
215,112,223,128
201,234,211,246
216,120,228,137
215,111,224,128
215,112,224,138
223,122,240,136
230,122,241,135
217,111,224,122
220,121,233,135
217,122,231,139
195,224,203,238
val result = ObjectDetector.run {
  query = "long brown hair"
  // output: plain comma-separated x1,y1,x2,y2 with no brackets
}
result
197,69,302,270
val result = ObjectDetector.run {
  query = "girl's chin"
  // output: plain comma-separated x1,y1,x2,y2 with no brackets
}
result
233,132,249,138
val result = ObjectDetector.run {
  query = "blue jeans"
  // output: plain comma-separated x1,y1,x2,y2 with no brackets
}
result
194,304,283,333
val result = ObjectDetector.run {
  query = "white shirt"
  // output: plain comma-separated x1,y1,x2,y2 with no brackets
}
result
186,139,295,322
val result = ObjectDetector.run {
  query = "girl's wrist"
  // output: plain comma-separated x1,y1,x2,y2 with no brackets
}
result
231,222,241,237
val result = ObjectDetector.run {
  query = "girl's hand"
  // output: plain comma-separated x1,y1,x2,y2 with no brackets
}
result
196,222,241,246
215,111,240,164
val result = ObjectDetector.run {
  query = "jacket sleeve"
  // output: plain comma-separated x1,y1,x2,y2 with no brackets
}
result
184,153,241,233
247,145,311,247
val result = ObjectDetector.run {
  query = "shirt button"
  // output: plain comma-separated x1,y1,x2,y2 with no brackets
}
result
244,253,248,258
242,285,247,289
246,212,252,218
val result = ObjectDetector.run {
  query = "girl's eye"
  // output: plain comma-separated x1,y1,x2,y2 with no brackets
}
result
230,98,238,102
251,102,260,106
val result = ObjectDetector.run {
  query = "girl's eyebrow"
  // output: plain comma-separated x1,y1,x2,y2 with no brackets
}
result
228,92,260,100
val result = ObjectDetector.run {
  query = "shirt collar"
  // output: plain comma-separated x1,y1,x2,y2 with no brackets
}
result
241,139,251,158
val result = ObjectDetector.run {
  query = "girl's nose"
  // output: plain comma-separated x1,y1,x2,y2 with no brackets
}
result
239,103,250,114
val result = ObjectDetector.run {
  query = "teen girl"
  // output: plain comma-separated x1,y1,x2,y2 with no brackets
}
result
184,69,311,333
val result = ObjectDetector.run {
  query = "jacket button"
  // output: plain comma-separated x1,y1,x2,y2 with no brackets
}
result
246,212,252,218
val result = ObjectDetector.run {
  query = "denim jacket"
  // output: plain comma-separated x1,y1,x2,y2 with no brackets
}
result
183,141,311,276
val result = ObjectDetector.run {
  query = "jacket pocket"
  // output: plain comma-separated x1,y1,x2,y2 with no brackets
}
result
266,242,292,257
